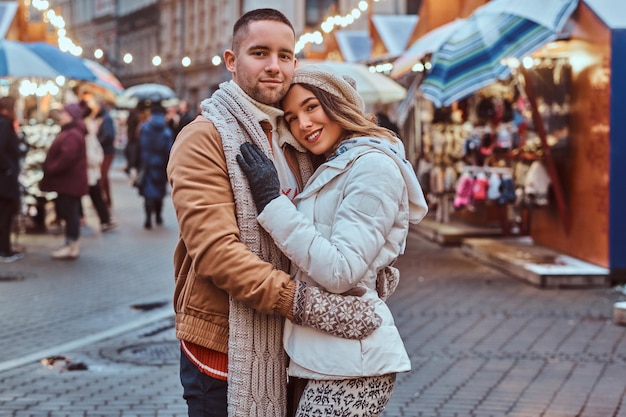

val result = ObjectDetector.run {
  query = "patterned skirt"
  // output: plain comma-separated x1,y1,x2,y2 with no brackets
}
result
295,373,396,417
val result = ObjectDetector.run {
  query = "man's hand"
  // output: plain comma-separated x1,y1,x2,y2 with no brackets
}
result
236,143,281,213
292,281,382,340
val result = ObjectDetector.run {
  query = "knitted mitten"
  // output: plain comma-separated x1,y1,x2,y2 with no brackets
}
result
376,265,400,301
236,142,281,213
293,281,382,340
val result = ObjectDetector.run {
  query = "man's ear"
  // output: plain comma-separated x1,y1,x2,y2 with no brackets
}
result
224,49,236,73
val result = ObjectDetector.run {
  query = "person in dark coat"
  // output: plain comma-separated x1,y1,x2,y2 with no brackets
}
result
0,96,23,263
39,103,89,260
138,102,174,229
95,100,116,208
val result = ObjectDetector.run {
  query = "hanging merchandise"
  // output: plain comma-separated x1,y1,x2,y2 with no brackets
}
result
524,160,552,206
443,166,458,193
498,177,517,205
487,172,502,201
454,172,475,209
472,172,489,202
430,165,445,195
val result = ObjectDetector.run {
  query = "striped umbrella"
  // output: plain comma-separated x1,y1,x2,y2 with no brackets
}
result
391,19,467,79
420,0,578,107
0,39,96,80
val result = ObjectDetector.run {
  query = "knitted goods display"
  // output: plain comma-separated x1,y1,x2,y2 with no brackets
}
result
201,81,314,417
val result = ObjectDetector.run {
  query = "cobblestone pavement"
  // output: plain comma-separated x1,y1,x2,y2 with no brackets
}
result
1,160,626,417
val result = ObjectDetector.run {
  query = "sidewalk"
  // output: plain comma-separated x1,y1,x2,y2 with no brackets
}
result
1,159,626,416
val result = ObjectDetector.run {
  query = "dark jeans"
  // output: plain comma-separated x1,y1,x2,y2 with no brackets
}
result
89,181,111,224
54,193,81,242
100,153,114,208
179,347,228,417
0,197,19,254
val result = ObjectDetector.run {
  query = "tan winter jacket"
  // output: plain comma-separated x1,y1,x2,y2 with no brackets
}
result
167,115,297,354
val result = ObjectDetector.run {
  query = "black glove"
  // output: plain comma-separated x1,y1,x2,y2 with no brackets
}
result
236,142,281,213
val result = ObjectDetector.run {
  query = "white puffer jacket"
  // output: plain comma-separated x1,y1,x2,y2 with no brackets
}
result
257,136,428,379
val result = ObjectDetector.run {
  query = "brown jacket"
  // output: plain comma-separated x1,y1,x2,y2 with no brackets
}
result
167,115,299,354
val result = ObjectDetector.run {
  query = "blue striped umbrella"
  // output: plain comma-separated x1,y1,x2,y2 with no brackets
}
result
420,0,578,107
0,40,96,81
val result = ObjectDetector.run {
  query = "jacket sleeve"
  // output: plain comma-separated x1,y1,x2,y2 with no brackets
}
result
98,116,115,149
258,152,405,294
0,120,14,173
167,117,295,317
44,131,84,176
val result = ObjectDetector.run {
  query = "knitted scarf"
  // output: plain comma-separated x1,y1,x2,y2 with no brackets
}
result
201,81,313,417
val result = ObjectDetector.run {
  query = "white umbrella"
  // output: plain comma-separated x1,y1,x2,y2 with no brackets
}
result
115,83,178,108
298,60,407,104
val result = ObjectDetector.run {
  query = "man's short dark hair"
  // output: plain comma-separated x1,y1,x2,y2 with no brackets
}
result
232,8,295,53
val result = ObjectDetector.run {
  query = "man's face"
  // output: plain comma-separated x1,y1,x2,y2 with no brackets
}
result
225,20,296,106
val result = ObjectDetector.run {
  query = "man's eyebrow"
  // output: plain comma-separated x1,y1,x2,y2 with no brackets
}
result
246,44,294,55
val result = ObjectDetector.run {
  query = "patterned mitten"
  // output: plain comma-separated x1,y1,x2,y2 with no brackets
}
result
376,265,400,301
292,281,382,340
236,142,281,213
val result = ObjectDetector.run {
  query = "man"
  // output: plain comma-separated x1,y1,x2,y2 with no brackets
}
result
173,99,196,138
167,8,381,417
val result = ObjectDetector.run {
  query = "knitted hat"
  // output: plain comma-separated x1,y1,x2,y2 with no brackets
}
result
292,64,365,111
63,103,83,120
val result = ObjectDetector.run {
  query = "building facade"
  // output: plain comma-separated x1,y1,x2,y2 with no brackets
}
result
46,0,412,103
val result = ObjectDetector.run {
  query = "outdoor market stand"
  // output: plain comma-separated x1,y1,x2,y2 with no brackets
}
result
525,0,624,276
398,0,625,279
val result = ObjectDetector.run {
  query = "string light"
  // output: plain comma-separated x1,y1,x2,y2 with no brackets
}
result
30,0,389,60
31,0,83,56
295,0,385,55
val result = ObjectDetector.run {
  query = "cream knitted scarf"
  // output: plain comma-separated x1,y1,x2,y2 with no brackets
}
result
201,81,312,417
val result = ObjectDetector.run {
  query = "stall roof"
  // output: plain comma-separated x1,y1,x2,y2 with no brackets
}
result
0,2,17,39
583,0,626,29
335,30,372,63
371,15,419,56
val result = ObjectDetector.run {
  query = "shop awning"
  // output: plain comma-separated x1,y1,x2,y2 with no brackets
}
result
0,2,17,39
583,0,626,29
335,30,372,63
371,15,419,57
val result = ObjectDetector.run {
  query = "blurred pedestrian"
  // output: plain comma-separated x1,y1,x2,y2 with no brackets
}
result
39,103,88,260
374,103,400,136
80,98,117,232
124,106,142,175
175,100,196,136
138,102,173,229
95,100,116,209
0,96,24,263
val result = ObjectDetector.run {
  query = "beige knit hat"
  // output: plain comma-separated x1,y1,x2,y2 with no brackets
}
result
292,63,365,111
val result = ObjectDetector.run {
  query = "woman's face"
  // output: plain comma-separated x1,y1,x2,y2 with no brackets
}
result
58,110,73,126
282,84,344,157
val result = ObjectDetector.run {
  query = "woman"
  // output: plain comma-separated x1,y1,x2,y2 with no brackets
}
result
39,103,89,260
0,96,23,263
80,98,116,232
137,102,173,229
237,64,428,417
